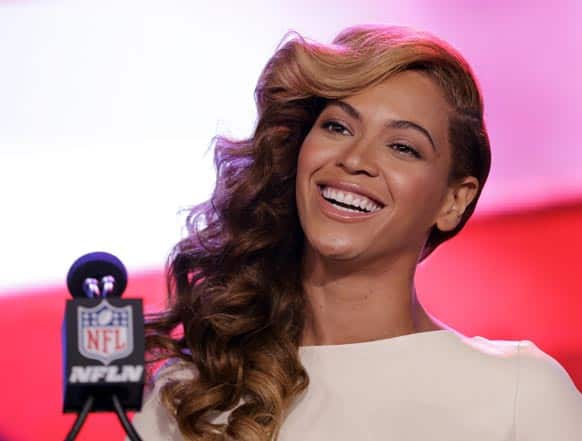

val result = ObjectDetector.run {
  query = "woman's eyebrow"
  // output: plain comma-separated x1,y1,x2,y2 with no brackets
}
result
387,119,437,152
326,100,437,152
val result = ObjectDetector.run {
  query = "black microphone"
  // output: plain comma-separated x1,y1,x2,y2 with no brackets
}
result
62,252,144,440
66,251,128,299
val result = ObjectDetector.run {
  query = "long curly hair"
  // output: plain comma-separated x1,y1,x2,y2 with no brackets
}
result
145,24,491,441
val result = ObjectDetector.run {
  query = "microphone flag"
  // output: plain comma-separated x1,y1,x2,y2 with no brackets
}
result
62,297,145,412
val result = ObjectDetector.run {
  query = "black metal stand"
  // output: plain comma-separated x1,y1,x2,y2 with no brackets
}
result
64,395,94,441
64,394,143,441
113,394,143,441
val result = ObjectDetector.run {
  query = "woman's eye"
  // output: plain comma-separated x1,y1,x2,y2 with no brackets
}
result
389,143,420,158
321,121,351,136
319,122,420,158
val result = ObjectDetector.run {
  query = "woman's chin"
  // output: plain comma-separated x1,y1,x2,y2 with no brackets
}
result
307,238,366,261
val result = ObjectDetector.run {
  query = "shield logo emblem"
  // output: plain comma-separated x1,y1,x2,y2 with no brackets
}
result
77,299,133,365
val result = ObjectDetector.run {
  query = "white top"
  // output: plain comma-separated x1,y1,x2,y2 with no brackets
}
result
130,329,582,440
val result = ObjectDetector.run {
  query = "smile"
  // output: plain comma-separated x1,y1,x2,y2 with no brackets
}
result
317,185,384,218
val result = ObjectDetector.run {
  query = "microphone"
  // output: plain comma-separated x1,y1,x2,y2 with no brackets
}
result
66,251,128,299
62,252,144,440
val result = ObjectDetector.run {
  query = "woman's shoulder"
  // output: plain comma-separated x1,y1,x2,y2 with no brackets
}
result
451,334,582,439
146,357,201,407
444,334,572,382
142,357,200,403
513,339,582,439
456,334,577,381
515,341,582,406
152,357,200,386
129,358,199,441
440,332,522,365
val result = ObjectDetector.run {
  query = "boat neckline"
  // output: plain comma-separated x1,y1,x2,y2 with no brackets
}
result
298,329,459,352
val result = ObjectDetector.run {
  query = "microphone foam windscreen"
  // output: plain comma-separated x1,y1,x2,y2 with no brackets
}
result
66,251,128,298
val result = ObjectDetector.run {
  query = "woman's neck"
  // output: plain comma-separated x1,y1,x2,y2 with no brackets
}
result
299,250,446,347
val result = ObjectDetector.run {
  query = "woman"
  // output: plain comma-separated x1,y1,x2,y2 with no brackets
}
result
132,24,582,440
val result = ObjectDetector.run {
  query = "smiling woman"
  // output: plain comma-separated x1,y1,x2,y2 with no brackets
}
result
295,70,476,267
130,24,582,441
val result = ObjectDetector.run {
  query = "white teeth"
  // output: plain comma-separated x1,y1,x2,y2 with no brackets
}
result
320,186,382,213
334,204,362,213
345,193,354,204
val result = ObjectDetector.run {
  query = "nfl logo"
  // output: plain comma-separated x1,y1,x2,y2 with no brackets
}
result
78,300,133,365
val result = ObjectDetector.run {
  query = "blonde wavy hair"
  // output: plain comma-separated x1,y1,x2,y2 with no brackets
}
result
145,24,491,441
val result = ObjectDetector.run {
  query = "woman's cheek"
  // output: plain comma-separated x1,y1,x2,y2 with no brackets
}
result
298,134,327,170
385,169,429,213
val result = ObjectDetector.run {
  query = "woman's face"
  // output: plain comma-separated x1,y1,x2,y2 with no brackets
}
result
295,70,455,265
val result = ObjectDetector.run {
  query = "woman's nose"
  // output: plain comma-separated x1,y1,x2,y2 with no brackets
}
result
336,139,379,176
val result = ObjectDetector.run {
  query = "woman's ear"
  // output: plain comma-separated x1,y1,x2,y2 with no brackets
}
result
435,176,479,232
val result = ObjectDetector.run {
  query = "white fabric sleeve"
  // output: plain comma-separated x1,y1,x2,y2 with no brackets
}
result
516,339,582,440
127,359,199,441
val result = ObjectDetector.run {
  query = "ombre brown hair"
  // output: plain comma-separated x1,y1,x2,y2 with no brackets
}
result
145,24,491,441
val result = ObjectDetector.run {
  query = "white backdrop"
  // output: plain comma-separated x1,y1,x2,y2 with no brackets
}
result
1,0,580,291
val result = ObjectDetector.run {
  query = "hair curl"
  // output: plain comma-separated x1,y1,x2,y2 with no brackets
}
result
145,24,491,441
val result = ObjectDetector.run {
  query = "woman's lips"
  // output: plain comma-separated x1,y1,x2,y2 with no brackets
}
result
316,181,385,208
317,187,383,222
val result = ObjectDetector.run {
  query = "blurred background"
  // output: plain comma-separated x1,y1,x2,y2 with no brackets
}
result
0,0,580,439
